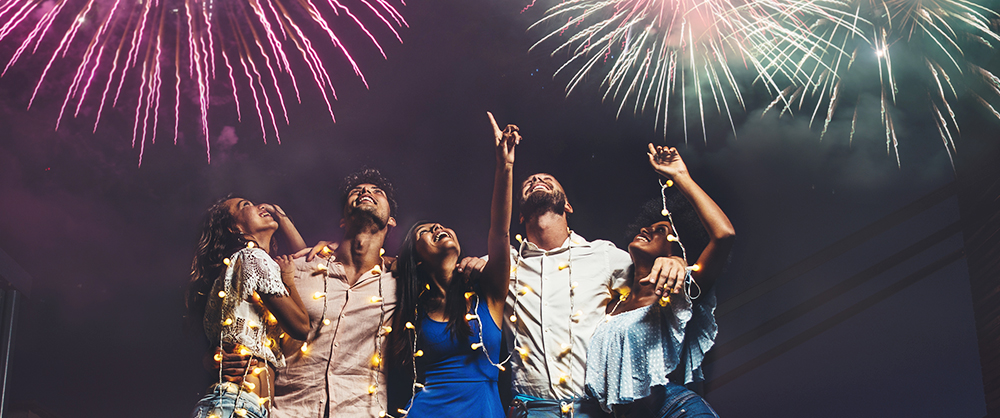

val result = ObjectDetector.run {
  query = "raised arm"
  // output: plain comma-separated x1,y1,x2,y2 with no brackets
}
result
258,255,311,340
262,204,308,254
647,144,735,292
481,111,519,326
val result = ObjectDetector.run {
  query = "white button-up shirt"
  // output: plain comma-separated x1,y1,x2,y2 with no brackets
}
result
507,232,632,400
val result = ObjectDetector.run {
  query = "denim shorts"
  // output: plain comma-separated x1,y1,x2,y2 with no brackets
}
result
507,394,611,418
191,382,268,418
611,383,718,418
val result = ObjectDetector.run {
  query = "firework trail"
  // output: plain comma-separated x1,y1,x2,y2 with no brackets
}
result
762,0,1000,166
526,0,832,142
0,0,407,165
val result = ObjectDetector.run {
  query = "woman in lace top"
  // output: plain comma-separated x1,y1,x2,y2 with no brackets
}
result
186,196,312,418
585,145,735,417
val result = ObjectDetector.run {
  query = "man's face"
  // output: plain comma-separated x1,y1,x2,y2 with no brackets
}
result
519,173,570,221
343,183,394,230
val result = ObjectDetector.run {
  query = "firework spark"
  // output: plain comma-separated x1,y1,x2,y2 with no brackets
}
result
526,0,830,142
763,0,1000,166
0,0,407,165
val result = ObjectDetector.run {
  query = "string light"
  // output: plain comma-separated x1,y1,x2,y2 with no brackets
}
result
379,248,385,256
222,318,233,326
370,296,383,303
368,384,378,394
414,350,424,357
312,292,326,299
213,352,223,362
234,408,248,417
223,258,231,266
323,319,331,325
218,291,227,298
560,402,574,414
300,343,308,353
371,354,382,367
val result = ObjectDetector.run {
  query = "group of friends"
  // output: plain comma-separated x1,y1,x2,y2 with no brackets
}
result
185,112,736,418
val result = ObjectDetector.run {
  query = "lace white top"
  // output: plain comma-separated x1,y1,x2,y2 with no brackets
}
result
584,289,717,413
204,247,289,368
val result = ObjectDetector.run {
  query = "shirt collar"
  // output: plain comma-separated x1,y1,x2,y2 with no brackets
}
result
521,231,590,256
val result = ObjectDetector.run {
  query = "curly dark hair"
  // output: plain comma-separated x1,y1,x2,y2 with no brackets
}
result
184,195,274,335
340,168,398,218
386,222,473,370
625,194,710,263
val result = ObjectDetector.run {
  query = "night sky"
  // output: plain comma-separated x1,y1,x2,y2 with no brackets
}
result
0,0,989,417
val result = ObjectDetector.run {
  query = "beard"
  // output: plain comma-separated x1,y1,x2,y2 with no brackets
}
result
345,204,388,230
519,189,567,220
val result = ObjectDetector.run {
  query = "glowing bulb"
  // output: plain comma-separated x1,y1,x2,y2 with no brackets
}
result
558,264,569,271
689,264,701,272
239,346,251,356
414,382,425,389
558,374,569,385
381,326,393,334
267,338,276,347
405,322,415,330
515,234,523,243
560,343,572,355
243,382,255,391
267,313,277,324
257,397,269,406
218,291,227,298
300,343,309,353
252,367,265,376
571,281,579,289
414,350,424,357
234,408,248,417
371,265,382,275
222,318,233,326
247,321,260,329
371,354,382,367
665,179,674,187
378,412,387,418
471,342,483,350
661,209,670,216
573,310,583,318
659,296,671,306
379,248,385,256
313,292,326,299
496,364,506,371
323,318,331,325
247,241,255,249
667,234,677,242
279,332,286,339
464,292,475,299
519,286,532,296
516,346,529,359
510,314,517,322
465,314,478,321
368,384,377,394
425,284,431,290
223,258,231,266
316,264,328,272
213,352,223,362
370,296,383,303
320,246,334,256
561,403,573,414
397,409,408,415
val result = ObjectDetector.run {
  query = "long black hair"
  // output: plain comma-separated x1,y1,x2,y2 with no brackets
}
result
387,222,473,369
184,195,275,336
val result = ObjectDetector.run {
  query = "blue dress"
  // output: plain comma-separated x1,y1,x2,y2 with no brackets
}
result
405,295,505,417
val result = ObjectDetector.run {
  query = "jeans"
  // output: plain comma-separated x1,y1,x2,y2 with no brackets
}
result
611,384,718,418
507,394,611,418
191,382,268,418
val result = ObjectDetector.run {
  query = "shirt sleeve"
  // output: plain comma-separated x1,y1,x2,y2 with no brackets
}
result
601,240,633,289
241,248,290,296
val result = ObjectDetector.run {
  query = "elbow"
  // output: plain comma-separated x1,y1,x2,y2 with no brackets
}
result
712,226,736,243
285,318,311,341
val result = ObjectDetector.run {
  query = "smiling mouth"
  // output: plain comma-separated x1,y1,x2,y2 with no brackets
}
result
635,235,650,243
433,231,449,242
358,196,376,205
531,184,549,192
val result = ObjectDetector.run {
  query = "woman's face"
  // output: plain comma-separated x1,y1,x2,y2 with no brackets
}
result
413,222,461,265
225,198,278,236
628,220,675,259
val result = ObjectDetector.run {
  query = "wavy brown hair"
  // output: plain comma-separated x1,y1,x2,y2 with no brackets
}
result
184,195,275,336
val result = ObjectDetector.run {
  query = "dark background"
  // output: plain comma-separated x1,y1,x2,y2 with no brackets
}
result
0,0,989,417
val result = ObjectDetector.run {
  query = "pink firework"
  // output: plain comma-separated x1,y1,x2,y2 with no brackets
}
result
0,0,407,164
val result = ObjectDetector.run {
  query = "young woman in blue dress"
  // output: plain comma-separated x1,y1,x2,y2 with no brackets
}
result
387,112,519,418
